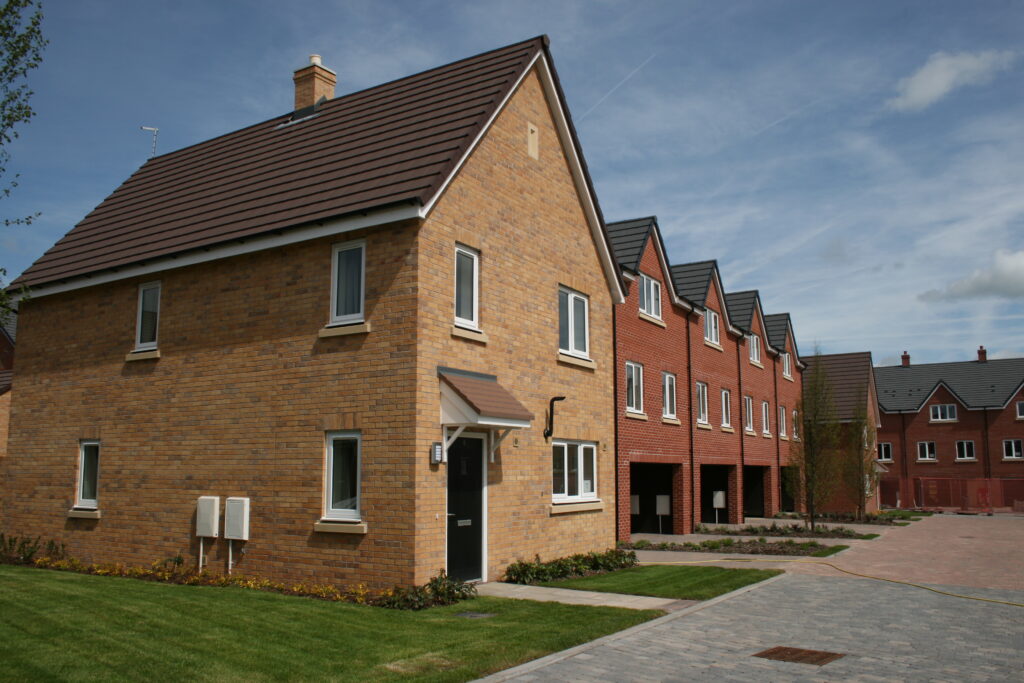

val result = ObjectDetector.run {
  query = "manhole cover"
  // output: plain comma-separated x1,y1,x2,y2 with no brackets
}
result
753,646,845,666
456,611,495,619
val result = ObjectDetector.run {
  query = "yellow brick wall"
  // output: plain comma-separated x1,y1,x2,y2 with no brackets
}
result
412,67,617,583
0,390,10,461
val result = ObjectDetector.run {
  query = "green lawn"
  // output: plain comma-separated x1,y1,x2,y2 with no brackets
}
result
810,544,849,557
539,565,781,601
0,565,660,681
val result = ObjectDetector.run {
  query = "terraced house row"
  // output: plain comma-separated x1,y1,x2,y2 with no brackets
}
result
3,36,813,586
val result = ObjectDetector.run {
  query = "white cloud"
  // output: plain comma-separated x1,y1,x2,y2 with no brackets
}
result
887,50,1017,112
919,250,1024,302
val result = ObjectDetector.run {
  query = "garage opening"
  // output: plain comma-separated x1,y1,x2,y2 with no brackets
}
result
743,466,766,518
780,465,798,512
700,464,731,524
630,463,674,533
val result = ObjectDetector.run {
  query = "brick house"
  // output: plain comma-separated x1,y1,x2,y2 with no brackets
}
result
764,312,805,511
875,348,1024,510
1,37,627,587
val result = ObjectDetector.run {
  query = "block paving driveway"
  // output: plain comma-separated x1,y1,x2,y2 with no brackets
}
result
486,515,1024,682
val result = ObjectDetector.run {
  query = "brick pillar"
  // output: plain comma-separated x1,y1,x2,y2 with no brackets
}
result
672,464,690,534
763,466,779,518
728,466,742,524
616,456,631,542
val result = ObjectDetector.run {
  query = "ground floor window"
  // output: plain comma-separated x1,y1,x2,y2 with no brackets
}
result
877,442,892,461
917,441,936,461
76,440,100,509
552,440,597,502
325,431,361,519
1004,439,1023,460
955,440,975,461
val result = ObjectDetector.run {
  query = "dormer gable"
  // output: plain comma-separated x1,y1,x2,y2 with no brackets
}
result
607,216,691,312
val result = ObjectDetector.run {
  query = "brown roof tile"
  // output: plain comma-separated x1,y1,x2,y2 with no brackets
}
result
14,37,548,288
440,371,533,422
803,352,877,422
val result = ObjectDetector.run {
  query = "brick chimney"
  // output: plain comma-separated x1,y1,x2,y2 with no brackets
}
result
978,345,987,363
901,351,910,367
293,54,336,111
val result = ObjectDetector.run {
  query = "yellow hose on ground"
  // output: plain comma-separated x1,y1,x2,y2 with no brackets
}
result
642,558,1024,608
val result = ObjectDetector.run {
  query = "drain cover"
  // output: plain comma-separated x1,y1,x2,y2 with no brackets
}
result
753,646,845,666
456,611,495,619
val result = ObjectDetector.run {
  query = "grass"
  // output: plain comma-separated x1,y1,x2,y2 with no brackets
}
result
880,509,933,521
810,544,849,557
539,565,782,601
0,564,660,681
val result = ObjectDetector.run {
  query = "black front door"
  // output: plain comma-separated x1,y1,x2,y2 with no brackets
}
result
447,436,484,581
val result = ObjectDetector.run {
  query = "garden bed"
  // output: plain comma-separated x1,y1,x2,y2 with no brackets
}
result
622,538,848,557
694,523,879,540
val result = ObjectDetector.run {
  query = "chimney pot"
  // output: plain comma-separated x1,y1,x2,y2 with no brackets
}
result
293,54,336,111
901,351,910,367
978,345,987,363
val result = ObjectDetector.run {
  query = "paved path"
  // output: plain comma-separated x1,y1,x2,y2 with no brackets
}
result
475,581,695,611
483,514,1024,681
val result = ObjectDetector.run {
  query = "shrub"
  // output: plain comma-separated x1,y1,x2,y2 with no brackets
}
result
503,549,637,584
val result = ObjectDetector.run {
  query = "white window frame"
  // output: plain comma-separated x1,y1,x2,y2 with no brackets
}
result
559,286,590,359
721,389,731,427
704,309,720,344
329,240,366,326
877,442,892,462
626,362,644,414
929,404,957,422
744,396,754,432
324,431,362,521
639,273,661,319
762,401,771,435
749,334,761,363
1004,439,1023,460
76,440,100,510
551,440,598,503
662,372,676,419
955,440,975,461
917,441,937,461
696,382,709,424
792,410,799,439
783,352,792,378
134,281,161,351
1016,401,1024,419
779,406,787,437
453,244,479,330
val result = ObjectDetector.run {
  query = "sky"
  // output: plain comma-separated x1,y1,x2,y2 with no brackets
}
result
2,0,1022,365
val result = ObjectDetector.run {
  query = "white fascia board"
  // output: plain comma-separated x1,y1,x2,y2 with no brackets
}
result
20,203,421,300
477,416,532,429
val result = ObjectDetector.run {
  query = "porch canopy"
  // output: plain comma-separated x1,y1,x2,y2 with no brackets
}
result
439,367,533,460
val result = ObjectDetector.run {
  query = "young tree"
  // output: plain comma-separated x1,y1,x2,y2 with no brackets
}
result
1,0,47,323
837,393,878,521
786,350,840,530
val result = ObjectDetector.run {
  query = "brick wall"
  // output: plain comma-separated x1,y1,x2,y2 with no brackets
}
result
0,390,9,460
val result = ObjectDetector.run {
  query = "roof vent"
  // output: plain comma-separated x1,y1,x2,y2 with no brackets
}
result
977,345,987,363
901,351,910,367
293,53,336,112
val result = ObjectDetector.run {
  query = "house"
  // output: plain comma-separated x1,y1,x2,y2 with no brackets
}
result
0,305,14,461
764,312,805,512
607,215,805,535
1,36,626,587
874,348,1024,511
801,352,883,515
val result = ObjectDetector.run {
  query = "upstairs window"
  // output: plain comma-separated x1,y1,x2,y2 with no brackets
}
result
779,406,787,437
917,441,936,461
558,287,589,358
761,401,771,435
552,441,597,502
1004,440,1023,460
325,432,361,520
696,382,709,424
134,282,161,351
662,372,676,419
877,442,892,461
783,352,792,378
744,396,754,432
955,441,975,461
625,362,644,414
454,245,479,329
704,309,720,345
76,440,100,509
331,240,365,326
1016,402,1023,419
639,274,661,319
721,389,731,427
749,334,761,363
929,404,957,422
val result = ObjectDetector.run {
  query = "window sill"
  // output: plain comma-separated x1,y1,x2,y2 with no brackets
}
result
451,325,488,343
125,349,160,362
319,322,371,338
783,374,794,382
550,500,603,515
877,459,893,464
745,429,756,436
314,520,368,534
662,416,681,425
780,435,789,441
557,353,596,370
625,411,648,421
763,433,773,439
703,340,724,352
928,420,958,424
1003,458,1024,462
749,360,764,369
955,458,977,463
696,422,712,430
720,426,734,433
916,459,937,463
638,311,666,328
67,509,101,519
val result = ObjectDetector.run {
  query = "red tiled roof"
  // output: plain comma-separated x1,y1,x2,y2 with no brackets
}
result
803,352,876,422
440,371,533,422
14,37,548,288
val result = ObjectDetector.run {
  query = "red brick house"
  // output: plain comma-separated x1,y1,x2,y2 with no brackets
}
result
2,37,627,587
764,312,805,511
875,348,1024,510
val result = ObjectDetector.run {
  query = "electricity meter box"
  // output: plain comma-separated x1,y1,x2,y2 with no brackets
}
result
224,497,250,541
196,496,220,537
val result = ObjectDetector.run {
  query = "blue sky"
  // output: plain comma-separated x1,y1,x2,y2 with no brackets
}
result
2,0,1022,364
